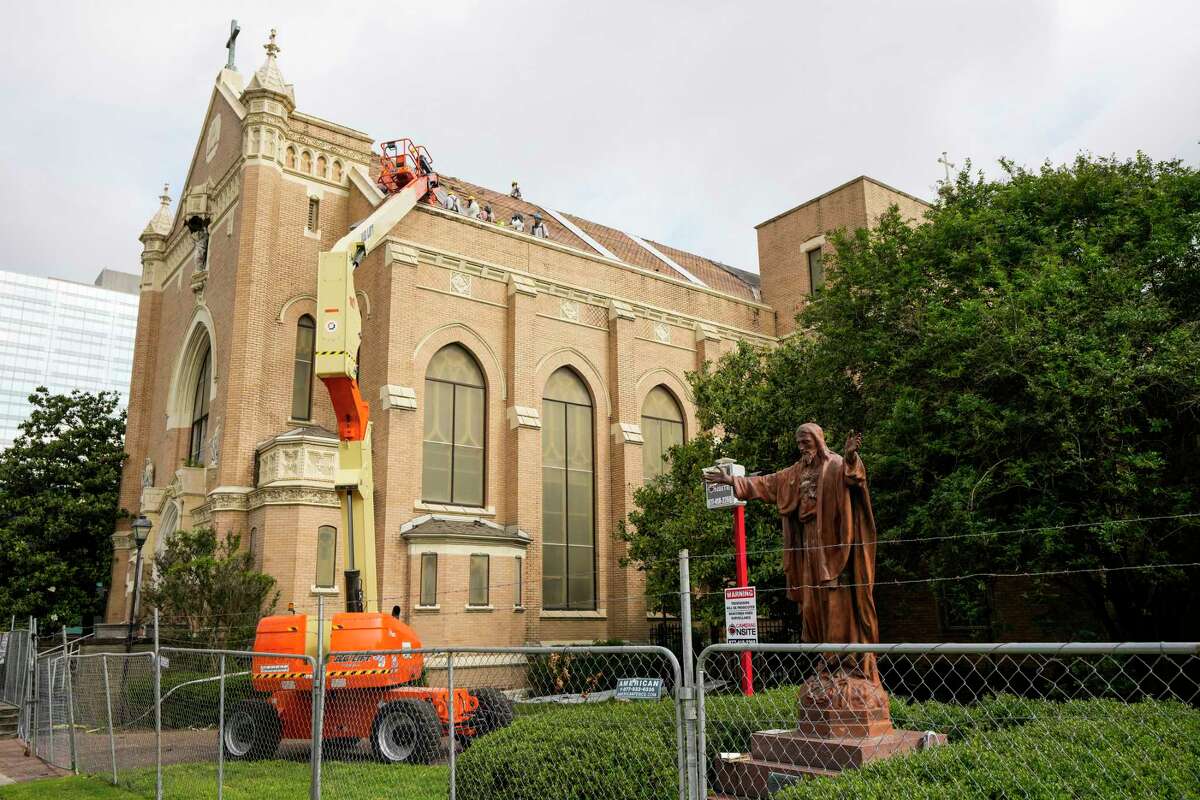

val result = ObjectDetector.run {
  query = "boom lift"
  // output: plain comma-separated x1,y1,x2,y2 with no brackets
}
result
222,141,513,764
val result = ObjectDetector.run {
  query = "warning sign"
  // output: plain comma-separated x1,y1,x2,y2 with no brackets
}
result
724,586,758,645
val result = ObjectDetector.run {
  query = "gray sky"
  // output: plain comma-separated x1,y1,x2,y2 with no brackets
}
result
2,1,1197,284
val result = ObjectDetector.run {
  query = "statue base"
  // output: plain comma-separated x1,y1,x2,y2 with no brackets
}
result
710,675,946,799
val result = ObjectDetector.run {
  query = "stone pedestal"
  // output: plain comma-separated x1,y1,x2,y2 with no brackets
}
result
710,676,946,798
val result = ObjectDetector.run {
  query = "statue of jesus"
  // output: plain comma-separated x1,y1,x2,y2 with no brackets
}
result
705,422,884,707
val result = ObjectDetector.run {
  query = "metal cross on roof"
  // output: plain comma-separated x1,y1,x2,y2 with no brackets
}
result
225,19,240,70
938,151,957,184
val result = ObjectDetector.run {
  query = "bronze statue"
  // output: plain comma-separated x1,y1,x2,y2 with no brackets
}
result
705,422,886,714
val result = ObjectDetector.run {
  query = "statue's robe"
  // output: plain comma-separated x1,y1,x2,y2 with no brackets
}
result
732,444,881,682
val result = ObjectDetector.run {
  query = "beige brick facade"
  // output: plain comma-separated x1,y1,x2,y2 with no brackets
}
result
105,47,926,646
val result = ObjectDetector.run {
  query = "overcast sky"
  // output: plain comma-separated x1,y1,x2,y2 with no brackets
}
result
2,1,1197,284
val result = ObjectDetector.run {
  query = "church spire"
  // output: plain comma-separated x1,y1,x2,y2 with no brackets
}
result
141,183,173,239
246,27,293,103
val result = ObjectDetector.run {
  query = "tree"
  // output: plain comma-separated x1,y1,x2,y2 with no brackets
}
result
143,528,278,649
0,388,127,628
622,154,1200,640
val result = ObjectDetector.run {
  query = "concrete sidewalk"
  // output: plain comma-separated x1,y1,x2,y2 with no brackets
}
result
0,738,66,785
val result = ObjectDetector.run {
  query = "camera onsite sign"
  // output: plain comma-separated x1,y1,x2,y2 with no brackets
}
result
704,460,746,510
724,586,759,644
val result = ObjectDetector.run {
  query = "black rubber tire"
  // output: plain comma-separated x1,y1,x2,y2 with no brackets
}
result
469,688,515,736
369,700,442,764
222,699,282,761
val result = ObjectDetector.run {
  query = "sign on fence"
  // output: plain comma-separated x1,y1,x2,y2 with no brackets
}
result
616,677,664,700
724,586,758,644
704,461,746,509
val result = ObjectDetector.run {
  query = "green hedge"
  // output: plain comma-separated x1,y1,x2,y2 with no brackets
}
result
458,690,1200,800
125,669,255,729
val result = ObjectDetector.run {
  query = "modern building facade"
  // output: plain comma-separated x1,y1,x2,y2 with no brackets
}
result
102,34,928,645
0,269,139,448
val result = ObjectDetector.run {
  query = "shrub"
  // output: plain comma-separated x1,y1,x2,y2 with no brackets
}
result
124,669,255,729
525,640,675,696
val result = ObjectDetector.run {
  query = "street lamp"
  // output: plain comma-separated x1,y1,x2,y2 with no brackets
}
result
126,515,152,651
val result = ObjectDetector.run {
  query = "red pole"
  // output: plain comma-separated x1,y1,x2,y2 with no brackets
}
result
733,503,754,695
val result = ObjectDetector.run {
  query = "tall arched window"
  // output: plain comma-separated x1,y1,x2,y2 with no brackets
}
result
542,367,595,610
422,344,486,506
188,343,211,465
291,315,316,420
300,151,313,173
641,386,685,480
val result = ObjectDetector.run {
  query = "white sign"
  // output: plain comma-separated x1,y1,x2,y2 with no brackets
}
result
704,463,745,510
724,586,758,644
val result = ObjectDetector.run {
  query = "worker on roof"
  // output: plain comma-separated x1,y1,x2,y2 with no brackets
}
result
530,212,549,239
510,212,525,233
465,196,481,220
444,192,461,213
482,204,495,223
510,181,522,200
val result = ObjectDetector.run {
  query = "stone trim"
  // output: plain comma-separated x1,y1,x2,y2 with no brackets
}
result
379,385,417,411
507,405,541,430
539,610,608,620
611,422,644,444
413,501,496,517
608,299,636,322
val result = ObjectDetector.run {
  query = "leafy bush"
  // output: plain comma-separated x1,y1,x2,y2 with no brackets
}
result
525,640,674,696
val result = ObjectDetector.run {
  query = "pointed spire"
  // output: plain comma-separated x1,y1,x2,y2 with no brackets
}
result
246,27,292,101
141,183,173,238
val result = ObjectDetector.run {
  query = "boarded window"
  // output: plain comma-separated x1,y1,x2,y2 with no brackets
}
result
422,344,486,506
420,553,437,607
641,386,685,480
315,526,337,589
188,344,211,465
469,554,490,607
807,247,824,292
541,367,595,610
307,198,320,231
291,315,315,420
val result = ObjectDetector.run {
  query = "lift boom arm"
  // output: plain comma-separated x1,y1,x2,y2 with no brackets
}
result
315,169,432,612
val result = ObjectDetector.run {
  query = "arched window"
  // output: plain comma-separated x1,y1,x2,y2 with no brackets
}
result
641,386,685,480
300,151,312,173
332,160,343,182
187,343,211,465
285,146,296,169
422,344,486,506
291,315,316,420
316,155,327,178
541,367,594,610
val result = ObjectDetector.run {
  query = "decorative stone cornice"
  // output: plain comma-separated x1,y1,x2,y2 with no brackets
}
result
608,299,636,322
611,422,644,444
507,405,541,430
385,241,419,267
507,273,538,298
694,322,722,343
256,429,337,488
379,385,417,411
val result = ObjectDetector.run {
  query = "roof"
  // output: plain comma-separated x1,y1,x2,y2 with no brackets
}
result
755,175,931,229
436,175,761,303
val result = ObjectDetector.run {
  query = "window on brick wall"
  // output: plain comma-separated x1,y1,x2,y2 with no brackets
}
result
469,554,490,607
187,343,211,465
641,386,685,480
307,198,320,231
514,557,523,608
291,315,315,420
807,247,824,292
541,367,595,611
422,344,486,506
420,553,438,607
315,525,337,589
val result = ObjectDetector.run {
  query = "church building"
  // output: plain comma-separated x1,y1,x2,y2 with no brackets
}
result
102,31,928,645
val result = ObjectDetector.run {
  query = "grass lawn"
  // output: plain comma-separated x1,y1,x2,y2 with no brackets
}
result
0,760,449,800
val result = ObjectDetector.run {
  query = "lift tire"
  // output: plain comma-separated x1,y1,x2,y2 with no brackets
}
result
222,699,282,761
370,700,442,764
469,688,515,736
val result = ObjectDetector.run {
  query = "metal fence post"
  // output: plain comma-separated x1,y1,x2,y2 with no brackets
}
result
695,654,708,800
217,654,226,800
63,629,78,774
679,550,698,800
310,594,324,800
102,654,117,785
447,651,456,800
24,618,35,753
153,609,162,800
47,657,55,762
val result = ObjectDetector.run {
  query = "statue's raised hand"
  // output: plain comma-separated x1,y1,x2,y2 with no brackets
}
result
844,431,862,461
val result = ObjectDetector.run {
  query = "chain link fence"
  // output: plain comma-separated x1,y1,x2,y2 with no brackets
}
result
696,642,1200,799
6,627,1199,799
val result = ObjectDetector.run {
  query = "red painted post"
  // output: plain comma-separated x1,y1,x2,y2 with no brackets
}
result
733,504,754,695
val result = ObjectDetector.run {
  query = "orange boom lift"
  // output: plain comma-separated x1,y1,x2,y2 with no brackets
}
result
222,141,513,764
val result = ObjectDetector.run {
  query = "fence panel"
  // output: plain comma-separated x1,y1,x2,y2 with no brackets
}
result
66,652,156,795
696,642,1200,800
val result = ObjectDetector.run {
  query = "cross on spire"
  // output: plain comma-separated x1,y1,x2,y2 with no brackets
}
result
938,151,957,184
264,28,280,59
225,20,240,70
159,183,171,206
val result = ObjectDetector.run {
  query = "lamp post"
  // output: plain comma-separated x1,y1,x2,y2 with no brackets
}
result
126,515,152,652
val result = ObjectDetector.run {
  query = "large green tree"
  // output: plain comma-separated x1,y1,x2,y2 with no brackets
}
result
623,154,1200,639
143,528,278,649
0,388,127,627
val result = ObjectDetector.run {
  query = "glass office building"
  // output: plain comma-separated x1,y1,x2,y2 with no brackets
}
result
0,269,139,448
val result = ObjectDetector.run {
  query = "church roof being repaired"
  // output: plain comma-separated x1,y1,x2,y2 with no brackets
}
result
436,175,761,303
